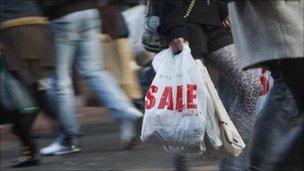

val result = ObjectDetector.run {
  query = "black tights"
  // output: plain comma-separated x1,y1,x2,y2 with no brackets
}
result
0,79,56,149
0,106,37,150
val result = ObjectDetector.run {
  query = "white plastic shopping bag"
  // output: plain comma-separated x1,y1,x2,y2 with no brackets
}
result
141,44,222,153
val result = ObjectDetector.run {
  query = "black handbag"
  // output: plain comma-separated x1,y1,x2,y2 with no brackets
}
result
142,0,196,53
0,57,39,114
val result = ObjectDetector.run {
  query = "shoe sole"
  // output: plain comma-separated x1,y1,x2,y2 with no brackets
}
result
53,148,82,156
11,159,40,168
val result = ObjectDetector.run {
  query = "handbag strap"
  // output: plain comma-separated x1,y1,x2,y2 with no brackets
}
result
145,0,196,19
183,0,196,19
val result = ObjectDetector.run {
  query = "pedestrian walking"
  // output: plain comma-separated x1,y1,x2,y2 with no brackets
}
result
228,0,303,170
0,0,56,167
155,0,262,170
99,0,144,110
38,0,143,156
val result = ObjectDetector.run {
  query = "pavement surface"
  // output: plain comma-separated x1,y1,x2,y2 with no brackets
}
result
0,107,219,171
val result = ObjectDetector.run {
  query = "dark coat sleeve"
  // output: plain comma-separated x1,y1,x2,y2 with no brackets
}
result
2,0,43,22
216,0,229,20
157,0,188,45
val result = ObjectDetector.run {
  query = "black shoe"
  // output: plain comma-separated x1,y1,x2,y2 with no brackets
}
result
11,146,40,168
122,137,139,150
11,156,40,168
173,155,188,171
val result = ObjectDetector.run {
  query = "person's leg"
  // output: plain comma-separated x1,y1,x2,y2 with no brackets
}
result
75,12,141,121
267,123,303,171
40,18,80,155
13,113,38,152
1,107,40,167
52,19,79,142
247,75,300,170
260,58,304,170
204,44,262,170
138,65,156,97
75,10,142,147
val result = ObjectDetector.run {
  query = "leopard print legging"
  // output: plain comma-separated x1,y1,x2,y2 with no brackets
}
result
204,44,262,171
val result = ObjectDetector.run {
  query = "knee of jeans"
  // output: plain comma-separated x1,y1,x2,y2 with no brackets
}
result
78,65,104,79
54,78,73,93
37,77,54,91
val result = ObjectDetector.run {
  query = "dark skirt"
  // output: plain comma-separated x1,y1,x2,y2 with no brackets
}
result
1,24,55,85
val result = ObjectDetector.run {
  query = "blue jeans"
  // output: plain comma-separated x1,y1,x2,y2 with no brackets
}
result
138,66,156,96
248,75,302,170
51,9,138,143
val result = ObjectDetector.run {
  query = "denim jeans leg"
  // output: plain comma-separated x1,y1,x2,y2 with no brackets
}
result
75,19,137,121
139,66,156,96
51,21,79,144
267,123,303,171
248,77,300,170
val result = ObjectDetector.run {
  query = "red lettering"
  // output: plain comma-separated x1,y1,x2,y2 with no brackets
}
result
146,84,198,111
145,85,158,109
158,86,174,110
187,84,197,109
176,85,184,112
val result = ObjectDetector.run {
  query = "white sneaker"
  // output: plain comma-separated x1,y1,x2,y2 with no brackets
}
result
120,119,136,143
40,142,65,156
120,115,143,149
40,142,81,156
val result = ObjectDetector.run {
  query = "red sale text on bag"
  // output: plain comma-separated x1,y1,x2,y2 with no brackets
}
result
145,84,198,112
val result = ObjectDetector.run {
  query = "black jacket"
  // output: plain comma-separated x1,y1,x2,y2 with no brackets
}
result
38,0,98,20
99,0,141,7
157,0,228,44
1,0,43,22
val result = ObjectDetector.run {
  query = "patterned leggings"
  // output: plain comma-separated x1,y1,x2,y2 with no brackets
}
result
204,44,262,171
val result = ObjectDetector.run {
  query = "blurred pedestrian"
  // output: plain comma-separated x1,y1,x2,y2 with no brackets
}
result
157,0,262,170
0,54,40,168
228,0,303,170
38,0,143,156
99,0,144,110
0,0,56,167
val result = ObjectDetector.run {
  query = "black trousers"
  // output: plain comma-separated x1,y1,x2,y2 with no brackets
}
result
265,58,304,111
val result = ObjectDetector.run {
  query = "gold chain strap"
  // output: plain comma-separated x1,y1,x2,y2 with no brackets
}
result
183,0,196,19
145,0,196,19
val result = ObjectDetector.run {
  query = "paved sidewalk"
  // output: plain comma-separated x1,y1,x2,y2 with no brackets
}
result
0,107,219,171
